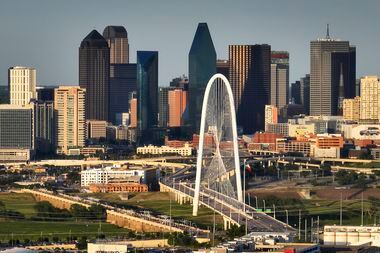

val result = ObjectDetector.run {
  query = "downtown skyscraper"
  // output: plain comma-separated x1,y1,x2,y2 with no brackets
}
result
103,26,129,64
270,51,289,109
229,44,271,133
79,30,110,121
188,23,216,133
310,27,356,116
137,51,158,140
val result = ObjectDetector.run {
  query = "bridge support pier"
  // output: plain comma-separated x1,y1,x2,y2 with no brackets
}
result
223,217,233,230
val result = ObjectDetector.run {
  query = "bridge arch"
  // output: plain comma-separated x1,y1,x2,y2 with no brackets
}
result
193,73,243,216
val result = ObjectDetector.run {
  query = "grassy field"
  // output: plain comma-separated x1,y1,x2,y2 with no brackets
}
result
0,193,37,217
0,220,129,242
83,192,224,229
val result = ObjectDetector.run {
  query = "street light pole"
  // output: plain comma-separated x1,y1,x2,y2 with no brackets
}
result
263,200,266,211
255,196,258,209
285,210,289,225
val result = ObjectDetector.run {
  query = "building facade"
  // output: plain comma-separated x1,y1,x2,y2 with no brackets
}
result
103,25,129,64
158,87,175,127
188,23,216,133
54,86,86,154
271,51,289,109
87,120,107,139
264,105,278,131
300,74,310,115
343,96,360,121
8,66,37,106
79,30,110,121
216,59,229,80
229,44,271,133
168,89,187,127
360,76,380,121
310,31,356,116
31,100,55,154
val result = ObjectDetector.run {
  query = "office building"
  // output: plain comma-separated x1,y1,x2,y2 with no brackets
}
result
129,97,137,128
342,97,360,121
115,112,130,126
8,66,37,106
54,86,86,154
168,89,187,127
310,27,356,116
170,76,189,90
264,105,278,131
137,143,192,156
300,74,310,114
229,44,271,133
0,104,34,161
109,63,137,123
271,51,289,109
137,51,158,136
30,100,55,154
36,86,55,102
360,76,380,121
87,120,107,139
79,30,110,121
216,59,229,80
291,81,301,104
158,87,174,127
188,23,216,132
103,25,129,64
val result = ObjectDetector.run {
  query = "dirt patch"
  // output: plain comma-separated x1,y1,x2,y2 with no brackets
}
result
314,187,380,200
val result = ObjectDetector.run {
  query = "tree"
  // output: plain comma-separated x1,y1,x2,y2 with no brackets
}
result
70,204,89,219
66,171,80,184
226,224,246,239
88,204,106,220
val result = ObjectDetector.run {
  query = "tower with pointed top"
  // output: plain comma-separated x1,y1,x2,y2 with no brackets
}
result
79,30,110,121
310,26,356,116
188,23,216,132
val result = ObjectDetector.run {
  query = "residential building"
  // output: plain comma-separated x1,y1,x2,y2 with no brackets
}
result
310,27,356,116
0,104,34,161
229,44,271,133
360,76,380,121
54,86,86,154
343,96,360,121
271,51,289,109
137,143,192,156
79,30,110,121
136,51,158,139
103,25,129,64
109,63,137,124
8,66,37,106
87,120,107,139
168,89,187,127
188,23,216,133
264,105,278,131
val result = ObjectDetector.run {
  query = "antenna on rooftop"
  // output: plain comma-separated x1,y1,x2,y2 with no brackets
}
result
326,24,330,39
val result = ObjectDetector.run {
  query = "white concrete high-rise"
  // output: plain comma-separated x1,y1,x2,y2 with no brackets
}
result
8,66,37,106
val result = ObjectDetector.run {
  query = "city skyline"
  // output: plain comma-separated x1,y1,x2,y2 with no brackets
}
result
0,0,379,88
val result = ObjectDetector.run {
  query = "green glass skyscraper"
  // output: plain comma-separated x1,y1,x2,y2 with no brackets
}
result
137,51,158,136
188,23,216,133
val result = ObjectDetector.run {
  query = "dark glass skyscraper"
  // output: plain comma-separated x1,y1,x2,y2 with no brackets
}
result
229,44,271,134
103,26,129,64
137,51,158,134
188,23,216,133
109,64,137,124
79,30,110,121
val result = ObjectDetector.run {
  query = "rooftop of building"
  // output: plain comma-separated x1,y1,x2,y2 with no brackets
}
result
80,29,108,48
103,25,128,38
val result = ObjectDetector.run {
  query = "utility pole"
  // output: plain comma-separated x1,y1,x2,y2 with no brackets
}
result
298,210,301,240
361,192,364,226
243,159,246,212
305,218,307,242
255,196,258,209
273,204,276,219
317,216,320,244
285,210,289,225
311,217,314,242
340,192,343,226
263,200,266,211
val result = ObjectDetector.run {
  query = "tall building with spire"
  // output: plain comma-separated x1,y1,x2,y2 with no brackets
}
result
310,25,356,116
103,26,129,64
79,30,110,121
188,23,216,133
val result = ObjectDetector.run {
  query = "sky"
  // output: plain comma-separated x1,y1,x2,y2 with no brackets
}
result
0,0,379,87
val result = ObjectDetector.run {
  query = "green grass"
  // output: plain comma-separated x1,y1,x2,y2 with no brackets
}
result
0,193,37,217
0,220,130,242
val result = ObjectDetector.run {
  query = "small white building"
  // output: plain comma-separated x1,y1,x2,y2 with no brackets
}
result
137,143,192,156
324,225,380,247
81,167,147,187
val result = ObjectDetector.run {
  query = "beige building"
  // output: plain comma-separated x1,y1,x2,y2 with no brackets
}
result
87,120,107,139
137,143,192,156
54,86,86,154
343,96,360,121
129,98,137,128
8,66,37,106
270,63,288,109
360,76,380,121
264,105,278,131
